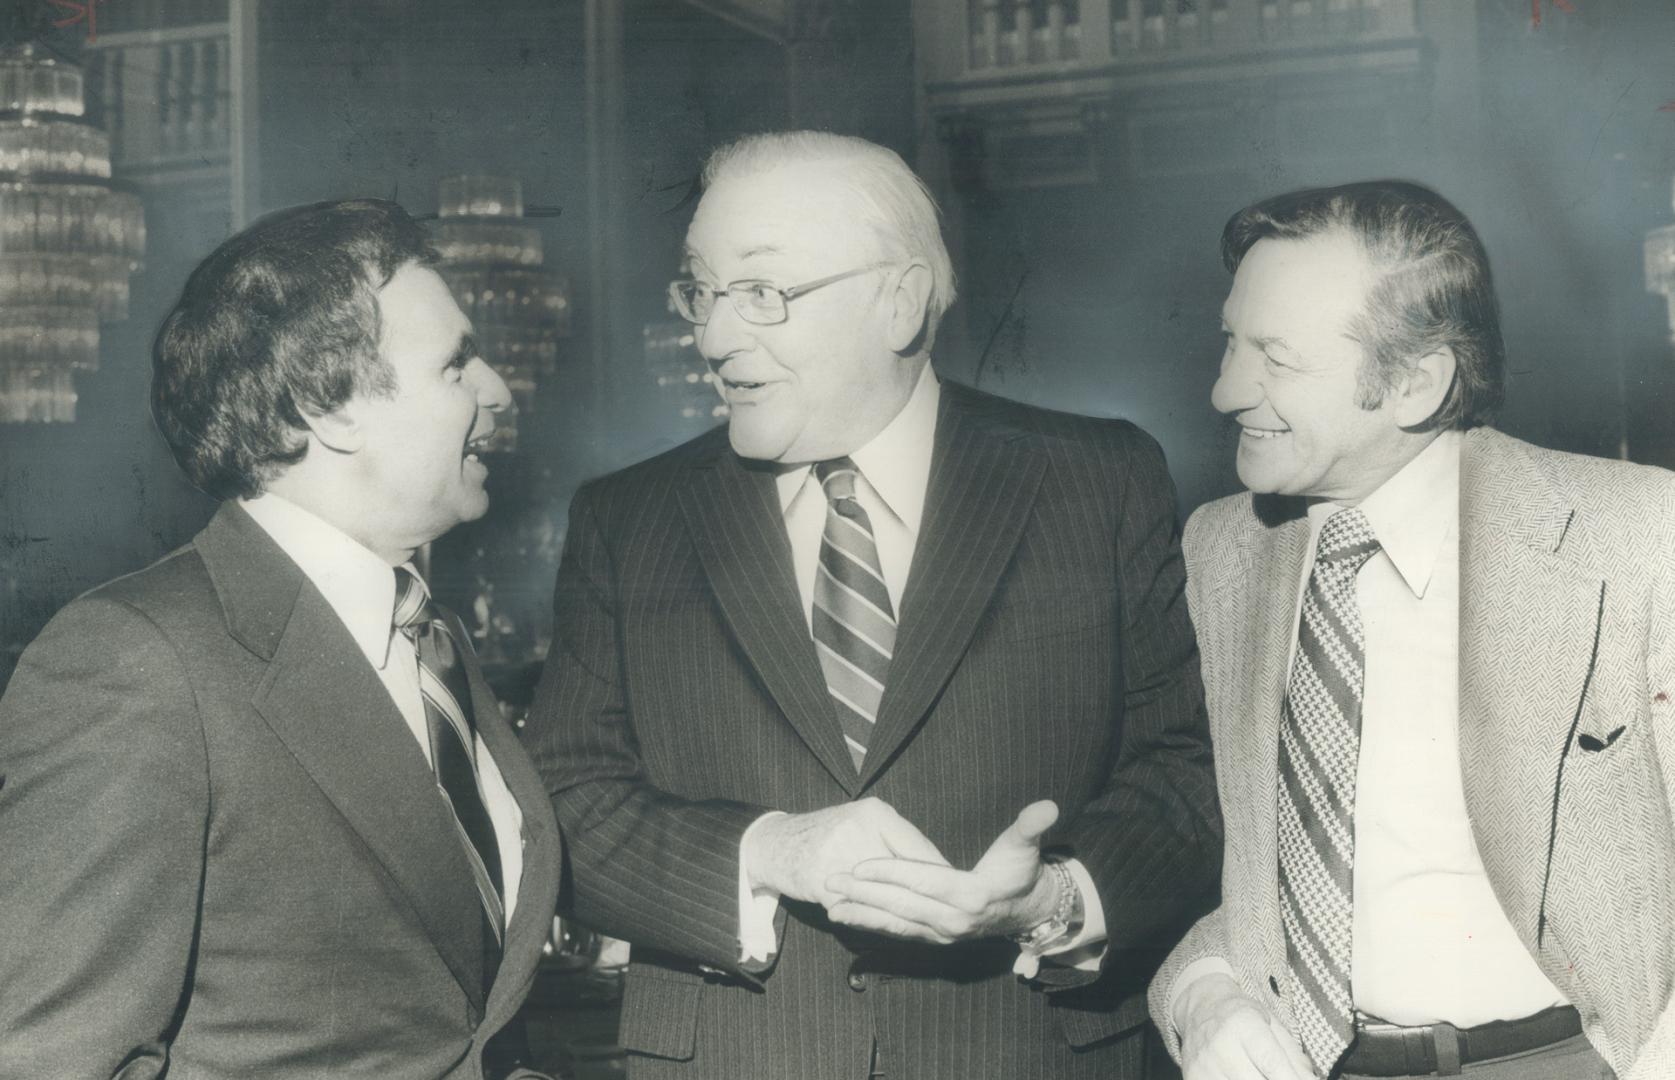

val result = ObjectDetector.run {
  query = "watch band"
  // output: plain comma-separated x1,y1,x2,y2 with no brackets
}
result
1011,859,1078,954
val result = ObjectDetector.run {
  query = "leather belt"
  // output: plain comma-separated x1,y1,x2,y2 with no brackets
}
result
1337,1005,1582,1076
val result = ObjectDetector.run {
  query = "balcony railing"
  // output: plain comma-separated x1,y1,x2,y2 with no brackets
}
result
961,0,1418,77
83,22,231,176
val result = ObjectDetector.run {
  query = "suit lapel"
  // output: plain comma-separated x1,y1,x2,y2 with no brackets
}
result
461,637,564,1029
859,389,1045,786
1226,498,1311,1001
1457,428,1603,944
197,505,486,1007
677,450,863,794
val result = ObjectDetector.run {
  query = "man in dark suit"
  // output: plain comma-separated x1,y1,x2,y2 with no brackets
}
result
1149,181,1675,1080
0,200,563,1079
526,130,1222,1079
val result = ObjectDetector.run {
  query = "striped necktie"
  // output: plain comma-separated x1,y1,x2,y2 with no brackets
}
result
392,564,506,970
1277,507,1381,1076
811,458,897,772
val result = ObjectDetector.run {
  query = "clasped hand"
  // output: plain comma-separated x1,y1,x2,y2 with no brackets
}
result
745,797,1062,945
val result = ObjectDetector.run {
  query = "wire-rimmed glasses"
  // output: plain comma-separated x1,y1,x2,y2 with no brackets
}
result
667,264,887,326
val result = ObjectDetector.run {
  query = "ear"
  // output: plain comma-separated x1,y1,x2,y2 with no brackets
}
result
1391,346,1457,429
882,261,934,354
298,400,366,455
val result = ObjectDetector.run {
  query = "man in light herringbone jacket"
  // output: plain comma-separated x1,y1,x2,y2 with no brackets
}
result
1149,180,1675,1080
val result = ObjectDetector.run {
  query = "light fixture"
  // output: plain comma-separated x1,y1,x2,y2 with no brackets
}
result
430,174,569,452
0,43,144,423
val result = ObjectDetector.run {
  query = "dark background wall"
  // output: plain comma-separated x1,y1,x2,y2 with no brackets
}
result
2,0,1672,689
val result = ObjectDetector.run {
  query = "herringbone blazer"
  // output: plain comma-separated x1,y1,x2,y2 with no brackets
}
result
528,380,1222,1079
1148,427,1675,1079
0,503,564,1080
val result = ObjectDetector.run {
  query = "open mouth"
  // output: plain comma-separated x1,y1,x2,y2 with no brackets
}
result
723,377,766,392
1239,426,1288,440
464,432,493,463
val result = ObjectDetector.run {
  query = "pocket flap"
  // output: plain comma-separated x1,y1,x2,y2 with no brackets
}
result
618,966,703,1061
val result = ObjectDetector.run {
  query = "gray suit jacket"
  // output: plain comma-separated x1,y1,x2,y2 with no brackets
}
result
1149,427,1675,1079
0,503,563,1080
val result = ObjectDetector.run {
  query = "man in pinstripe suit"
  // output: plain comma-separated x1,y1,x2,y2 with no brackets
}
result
526,131,1222,1078
1149,181,1675,1080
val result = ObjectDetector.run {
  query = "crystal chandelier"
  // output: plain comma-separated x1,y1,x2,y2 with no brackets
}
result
0,43,144,423
430,175,570,452
1647,176,1675,342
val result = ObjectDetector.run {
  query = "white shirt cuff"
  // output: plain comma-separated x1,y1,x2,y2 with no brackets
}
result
737,811,785,964
1167,956,1240,1037
1012,857,1108,978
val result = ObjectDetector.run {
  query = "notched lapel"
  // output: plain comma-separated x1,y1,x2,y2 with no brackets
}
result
859,398,1045,786
458,629,565,1029
1222,502,1310,991
252,587,486,1007
677,453,863,793
1457,430,1603,940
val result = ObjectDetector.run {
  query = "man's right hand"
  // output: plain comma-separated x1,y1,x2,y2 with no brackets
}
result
1176,973,1316,1080
743,797,948,907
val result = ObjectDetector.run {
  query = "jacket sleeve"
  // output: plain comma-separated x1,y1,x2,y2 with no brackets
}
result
524,484,777,978
0,596,209,1080
1045,428,1224,990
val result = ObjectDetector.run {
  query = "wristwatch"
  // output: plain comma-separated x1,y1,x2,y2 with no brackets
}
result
1011,859,1082,954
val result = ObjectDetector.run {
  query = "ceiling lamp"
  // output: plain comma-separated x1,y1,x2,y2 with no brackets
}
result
0,43,144,423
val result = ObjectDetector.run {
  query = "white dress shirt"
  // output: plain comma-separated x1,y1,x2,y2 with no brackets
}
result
1334,431,1564,1026
241,493,524,920
736,364,1107,973
1171,431,1565,1029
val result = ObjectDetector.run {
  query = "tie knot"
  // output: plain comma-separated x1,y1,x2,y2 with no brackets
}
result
815,457,861,504
392,563,436,635
1315,507,1380,569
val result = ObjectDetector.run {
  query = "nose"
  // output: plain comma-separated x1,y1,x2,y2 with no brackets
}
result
470,357,513,413
694,292,754,364
1210,339,1261,416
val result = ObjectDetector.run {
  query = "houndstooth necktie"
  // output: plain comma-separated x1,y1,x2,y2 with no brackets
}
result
1277,507,1381,1076
811,458,897,772
393,564,505,966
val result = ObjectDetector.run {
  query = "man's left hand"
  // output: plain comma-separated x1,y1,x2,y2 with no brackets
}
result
824,800,1061,944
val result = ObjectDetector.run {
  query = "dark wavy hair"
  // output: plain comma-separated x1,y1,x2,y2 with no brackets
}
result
152,199,438,500
1221,180,1505,431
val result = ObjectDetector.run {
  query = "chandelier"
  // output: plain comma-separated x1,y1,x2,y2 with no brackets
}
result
430,175,570,452
0,43,144,423
1647,176,1675,342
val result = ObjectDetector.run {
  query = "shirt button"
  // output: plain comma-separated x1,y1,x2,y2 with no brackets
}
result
848,972,868,992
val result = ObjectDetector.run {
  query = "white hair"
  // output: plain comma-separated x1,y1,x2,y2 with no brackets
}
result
702,131,958,345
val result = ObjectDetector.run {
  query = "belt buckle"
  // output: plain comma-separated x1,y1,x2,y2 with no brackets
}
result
1351,1016,1461,1077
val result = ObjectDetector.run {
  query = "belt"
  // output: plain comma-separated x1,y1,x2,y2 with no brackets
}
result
1337,1005,1582,1076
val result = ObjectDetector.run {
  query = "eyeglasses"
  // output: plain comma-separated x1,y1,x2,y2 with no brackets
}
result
667,264,886,326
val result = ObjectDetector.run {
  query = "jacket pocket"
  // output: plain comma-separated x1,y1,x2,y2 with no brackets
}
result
618,965,703,1061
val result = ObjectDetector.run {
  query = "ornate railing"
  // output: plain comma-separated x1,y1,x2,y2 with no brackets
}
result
83,23,231,175
960,0,1418,76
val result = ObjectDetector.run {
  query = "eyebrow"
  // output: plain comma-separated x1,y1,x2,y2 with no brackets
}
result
449,334,479,367
681,243,786,268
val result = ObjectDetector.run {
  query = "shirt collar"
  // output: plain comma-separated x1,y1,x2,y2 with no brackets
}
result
775,363,941,534
240,493,400,670
1308,430,1461,599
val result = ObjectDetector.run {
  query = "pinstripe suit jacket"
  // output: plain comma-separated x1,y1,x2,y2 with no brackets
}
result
0,503,563,1080
528,380,1222,1079
1148,427,1675,1079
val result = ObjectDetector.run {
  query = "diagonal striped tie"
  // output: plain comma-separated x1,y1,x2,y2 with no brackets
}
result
1277,508,1381,1077
393,564,506,973
812,458,897,772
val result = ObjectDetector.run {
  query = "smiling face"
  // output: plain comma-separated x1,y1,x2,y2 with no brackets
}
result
341,263,511,555
1212,231,1419,505
683,161,921,464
